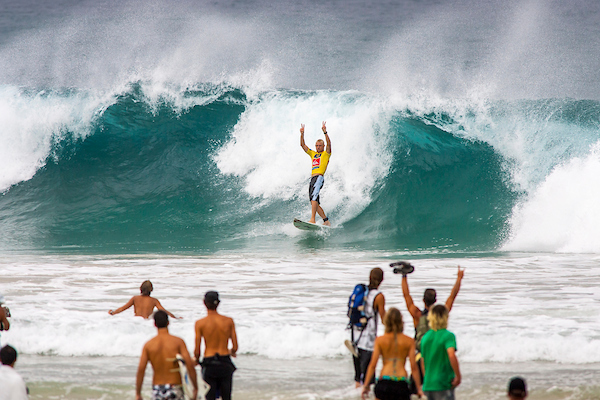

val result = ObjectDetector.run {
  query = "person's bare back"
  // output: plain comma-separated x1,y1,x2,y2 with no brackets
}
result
195,313,237,358
108,280,178,319
136,311,197,400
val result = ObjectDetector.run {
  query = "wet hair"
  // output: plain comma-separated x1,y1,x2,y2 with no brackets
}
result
315,139,325,146
204,291,220,310
154,310,169,328
428,304,449,330
1,345,17,366
368,267,384,289
423,288,437,307
384,307,404,334
140,280,153,296
508,376,527,399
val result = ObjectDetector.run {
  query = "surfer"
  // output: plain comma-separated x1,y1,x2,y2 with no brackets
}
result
300,121,331,226
0,345,28,400
352,268,386,388
194,291,238,400
135,311,198,400
419,304,461,399
361,308,423,400
108,280,179,319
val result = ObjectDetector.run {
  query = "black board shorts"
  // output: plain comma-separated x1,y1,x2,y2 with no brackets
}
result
308,175,324,203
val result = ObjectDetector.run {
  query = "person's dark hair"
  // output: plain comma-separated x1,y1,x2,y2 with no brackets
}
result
140,280,153,296
369,268,384,289
154,310,169,328
508,376,527,398
423,288,437,307
204,291,220,310
1,345,17,366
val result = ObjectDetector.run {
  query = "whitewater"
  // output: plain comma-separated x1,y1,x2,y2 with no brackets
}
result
2,0,600,399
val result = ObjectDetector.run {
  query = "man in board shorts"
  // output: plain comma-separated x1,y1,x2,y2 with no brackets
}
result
300,121,332,226
194,291,238,400
135,311,198,400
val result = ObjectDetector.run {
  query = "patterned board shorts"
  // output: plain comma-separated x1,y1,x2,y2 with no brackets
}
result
152,384,184,400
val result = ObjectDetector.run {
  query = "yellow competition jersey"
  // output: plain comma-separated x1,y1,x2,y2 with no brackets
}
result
306,149,331,176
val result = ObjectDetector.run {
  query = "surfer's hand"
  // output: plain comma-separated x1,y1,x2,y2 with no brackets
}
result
457,265,465,279
417,388,424,398
135,394,143,400
108,310,113,315
322,121,327,133
300,124,305,134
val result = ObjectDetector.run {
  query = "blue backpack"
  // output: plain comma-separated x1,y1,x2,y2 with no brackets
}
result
347,284,369,330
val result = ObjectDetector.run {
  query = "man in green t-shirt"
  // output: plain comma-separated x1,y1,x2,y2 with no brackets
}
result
420,304,461,400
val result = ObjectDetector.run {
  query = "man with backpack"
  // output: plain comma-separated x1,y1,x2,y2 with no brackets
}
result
348,267,386,388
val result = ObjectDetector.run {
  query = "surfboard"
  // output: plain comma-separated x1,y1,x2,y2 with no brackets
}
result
176,354,210,400
293,218,331,231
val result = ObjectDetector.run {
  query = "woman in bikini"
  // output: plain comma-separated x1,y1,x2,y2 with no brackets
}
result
361,307,423,400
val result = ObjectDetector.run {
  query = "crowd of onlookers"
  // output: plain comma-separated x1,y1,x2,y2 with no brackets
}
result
0,270,529,400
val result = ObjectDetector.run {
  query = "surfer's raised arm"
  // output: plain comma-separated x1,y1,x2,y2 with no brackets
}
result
322,121,331,154
300,123,308,152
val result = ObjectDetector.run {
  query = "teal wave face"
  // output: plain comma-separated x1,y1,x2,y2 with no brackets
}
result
342,116,516,250
3,87,599,254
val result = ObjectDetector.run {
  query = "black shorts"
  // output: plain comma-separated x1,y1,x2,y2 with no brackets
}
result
308,175,324,204
374,379,411,400
201,355,236,400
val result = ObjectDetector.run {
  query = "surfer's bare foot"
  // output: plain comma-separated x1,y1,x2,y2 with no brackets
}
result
309,219,316,224
323,220,331,226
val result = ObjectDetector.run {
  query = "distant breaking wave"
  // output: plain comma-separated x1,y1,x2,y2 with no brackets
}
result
1,82,600,253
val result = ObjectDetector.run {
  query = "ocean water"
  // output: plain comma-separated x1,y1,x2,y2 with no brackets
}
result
2,0,600,399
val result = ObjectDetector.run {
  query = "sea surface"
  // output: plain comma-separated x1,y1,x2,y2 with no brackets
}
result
2,0,600,399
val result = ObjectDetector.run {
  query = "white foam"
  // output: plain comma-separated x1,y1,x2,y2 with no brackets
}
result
214,91,395,225
0,86,116,193
503,142,600,252
3,254,600,364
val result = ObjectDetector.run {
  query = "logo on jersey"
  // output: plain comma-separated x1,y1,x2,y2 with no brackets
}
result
312,157,321,168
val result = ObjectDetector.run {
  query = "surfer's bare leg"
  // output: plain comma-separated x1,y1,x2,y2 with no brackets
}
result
310,200,319,223
316,205,331,226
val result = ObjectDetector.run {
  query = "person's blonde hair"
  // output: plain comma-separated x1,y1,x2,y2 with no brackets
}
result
140,280,153,296
384,307,404,334
428,304,449,330
316,139,325,146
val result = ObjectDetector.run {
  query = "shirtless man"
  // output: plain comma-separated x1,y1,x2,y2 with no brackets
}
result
108,280,178,319
300,121,332,226
135,311,197,400
402,266,464,351
194,291,238,400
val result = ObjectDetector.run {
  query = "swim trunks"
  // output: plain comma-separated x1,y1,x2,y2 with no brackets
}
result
424,389,455,400
374,378,411,400
152,384,184,400
201,354,236,400
305,149,331,176
308,175,325,203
